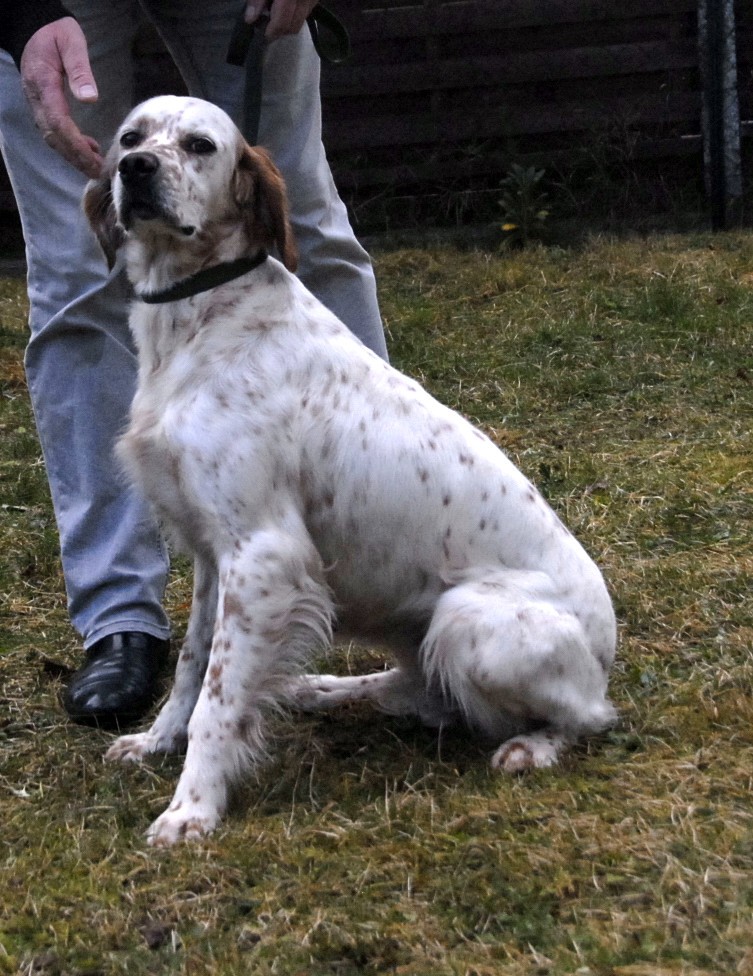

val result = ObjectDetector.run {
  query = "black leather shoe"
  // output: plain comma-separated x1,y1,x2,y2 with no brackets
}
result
63,631,170,728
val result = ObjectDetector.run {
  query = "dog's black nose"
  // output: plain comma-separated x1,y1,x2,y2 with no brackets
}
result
119,152,160,183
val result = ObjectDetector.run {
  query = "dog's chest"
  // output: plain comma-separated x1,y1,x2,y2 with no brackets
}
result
120,371,271,550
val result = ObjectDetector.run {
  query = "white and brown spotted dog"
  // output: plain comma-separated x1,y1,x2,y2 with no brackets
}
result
84,95,617,846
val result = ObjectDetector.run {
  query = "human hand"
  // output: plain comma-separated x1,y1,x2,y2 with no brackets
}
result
20,17,103,178
244,0,320,42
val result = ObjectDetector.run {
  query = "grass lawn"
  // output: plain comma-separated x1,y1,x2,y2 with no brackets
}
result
1,231,752,975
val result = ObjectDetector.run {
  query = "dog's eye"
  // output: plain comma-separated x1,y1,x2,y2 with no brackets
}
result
187,137,217,155
120,130,142,149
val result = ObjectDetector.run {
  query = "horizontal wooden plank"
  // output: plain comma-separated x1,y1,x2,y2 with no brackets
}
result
330,134,704,190
326,0,697,41
329,63,699,106
321,40,698,98
323,91,702,150
354,0,694,13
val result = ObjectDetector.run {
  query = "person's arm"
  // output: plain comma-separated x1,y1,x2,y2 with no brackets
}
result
16,14,102,177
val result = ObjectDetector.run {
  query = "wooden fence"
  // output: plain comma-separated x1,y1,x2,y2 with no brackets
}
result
319,0,751,228
2,0,752,231
322,0,700,161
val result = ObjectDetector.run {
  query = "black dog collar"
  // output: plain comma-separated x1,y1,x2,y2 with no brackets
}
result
138,250,268,304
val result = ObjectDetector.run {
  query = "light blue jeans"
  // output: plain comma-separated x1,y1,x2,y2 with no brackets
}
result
0,0,386,649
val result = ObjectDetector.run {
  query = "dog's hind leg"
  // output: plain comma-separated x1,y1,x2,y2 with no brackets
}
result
292,666,454,728
420,570,616,772
106,556,217,762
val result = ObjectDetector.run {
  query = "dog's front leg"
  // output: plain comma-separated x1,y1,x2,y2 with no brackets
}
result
106,555,217,762
145,526,333,846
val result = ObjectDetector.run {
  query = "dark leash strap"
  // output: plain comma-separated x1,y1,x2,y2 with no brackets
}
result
305,5,351,64
227,2,350,144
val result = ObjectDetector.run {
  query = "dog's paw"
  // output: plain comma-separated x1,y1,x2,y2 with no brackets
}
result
490,731,564,774
105,732,160,763
105,729,186,763
146,803,221,847
289,673,346,709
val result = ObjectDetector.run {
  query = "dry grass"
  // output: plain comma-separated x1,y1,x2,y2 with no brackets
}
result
1,232,753,975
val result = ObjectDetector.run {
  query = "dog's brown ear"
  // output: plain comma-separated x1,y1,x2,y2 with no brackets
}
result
83,169,124,270
234,145,298,272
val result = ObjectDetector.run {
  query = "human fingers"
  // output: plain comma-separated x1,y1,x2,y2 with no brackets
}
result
56,17,99,103
246,0,317,40
20,19,103,176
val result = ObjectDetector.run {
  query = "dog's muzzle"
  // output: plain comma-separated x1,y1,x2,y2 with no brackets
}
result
119,152,160,215
118,151,179,229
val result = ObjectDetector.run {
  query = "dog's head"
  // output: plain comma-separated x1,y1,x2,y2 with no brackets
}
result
83,95,297,272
